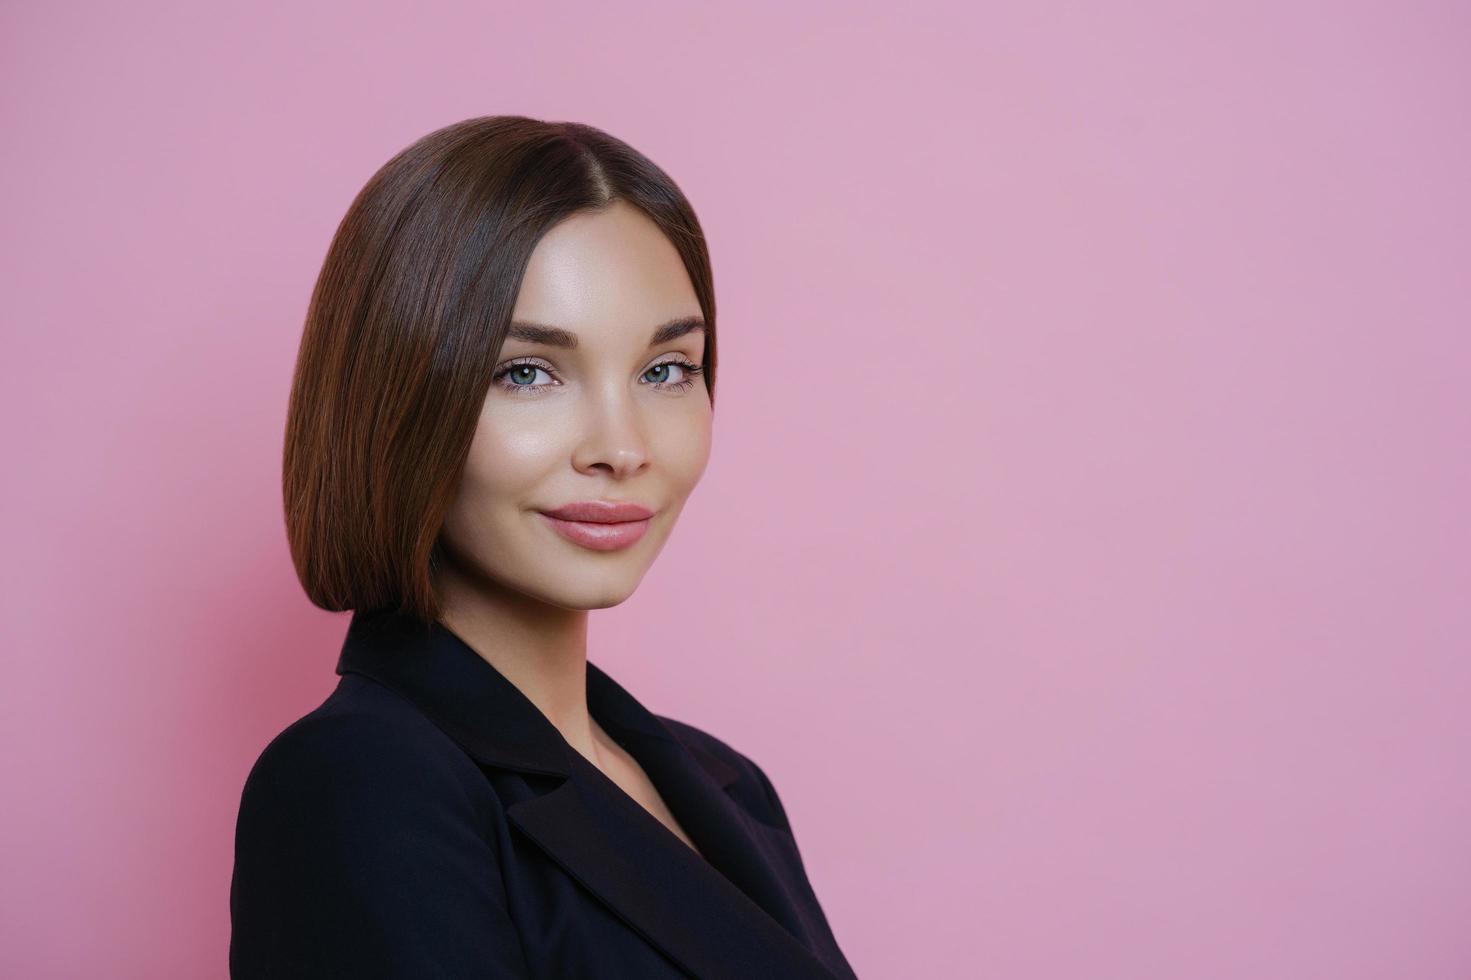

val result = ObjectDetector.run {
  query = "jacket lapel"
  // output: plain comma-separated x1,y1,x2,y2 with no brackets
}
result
335,609,841,980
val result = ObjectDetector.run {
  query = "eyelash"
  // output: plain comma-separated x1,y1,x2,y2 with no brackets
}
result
491,356,706,396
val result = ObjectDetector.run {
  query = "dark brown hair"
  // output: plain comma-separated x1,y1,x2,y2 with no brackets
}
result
282,115,717,624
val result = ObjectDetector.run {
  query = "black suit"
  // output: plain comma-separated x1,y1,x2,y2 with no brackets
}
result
229,608,858,978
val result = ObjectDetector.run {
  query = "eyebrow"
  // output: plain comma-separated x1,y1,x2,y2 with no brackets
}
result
504,315,706,350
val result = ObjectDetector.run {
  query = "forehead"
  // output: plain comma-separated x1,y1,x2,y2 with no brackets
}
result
509,200,701,345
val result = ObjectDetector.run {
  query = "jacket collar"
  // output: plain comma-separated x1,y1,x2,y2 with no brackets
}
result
334,608,847,980
334,606,740,786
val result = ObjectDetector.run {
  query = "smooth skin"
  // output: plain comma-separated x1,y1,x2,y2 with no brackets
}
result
436,199,713,856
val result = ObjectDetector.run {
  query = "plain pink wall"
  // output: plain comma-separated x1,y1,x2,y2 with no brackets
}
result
3,1,1468,977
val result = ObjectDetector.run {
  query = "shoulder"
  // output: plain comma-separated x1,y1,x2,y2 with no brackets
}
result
655,713,750,768
654,714,794,833
231,682,528,974
237,674,488,829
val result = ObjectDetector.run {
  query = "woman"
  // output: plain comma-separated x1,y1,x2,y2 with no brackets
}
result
229,116,858,980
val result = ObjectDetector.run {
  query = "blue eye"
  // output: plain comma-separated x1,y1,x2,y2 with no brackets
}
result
642,361,706,390
499,363,552,391
492,357,706,396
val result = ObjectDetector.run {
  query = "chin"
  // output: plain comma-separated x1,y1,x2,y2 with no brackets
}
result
521,566,646,612
539,586,638,612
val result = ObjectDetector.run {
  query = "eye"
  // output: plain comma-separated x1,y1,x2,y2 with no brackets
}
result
490,356,706,396
492,358,558,395
642,358,706,392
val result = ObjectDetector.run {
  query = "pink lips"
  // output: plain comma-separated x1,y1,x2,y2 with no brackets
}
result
536,500,655,552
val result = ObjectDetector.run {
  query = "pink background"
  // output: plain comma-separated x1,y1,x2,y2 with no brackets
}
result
3,2,1469,977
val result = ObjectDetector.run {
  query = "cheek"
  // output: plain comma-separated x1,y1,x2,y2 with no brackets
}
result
458,418,562,506
655,407,714,486
442,421,554,568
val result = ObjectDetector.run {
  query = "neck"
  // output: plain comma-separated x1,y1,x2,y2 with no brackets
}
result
436,570,601,761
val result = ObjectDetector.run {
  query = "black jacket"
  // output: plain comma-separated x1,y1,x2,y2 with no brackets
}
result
229,608,858,979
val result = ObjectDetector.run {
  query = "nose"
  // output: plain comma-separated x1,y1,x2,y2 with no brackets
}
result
571,394,650,479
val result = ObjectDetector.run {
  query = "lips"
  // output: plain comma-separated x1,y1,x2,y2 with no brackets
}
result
539,500,655,523
536,500,655,552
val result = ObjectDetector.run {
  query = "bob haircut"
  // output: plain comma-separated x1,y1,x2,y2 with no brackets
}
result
283,115,718,625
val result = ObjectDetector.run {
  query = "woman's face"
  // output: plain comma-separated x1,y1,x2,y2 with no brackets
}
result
438,199,712,611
